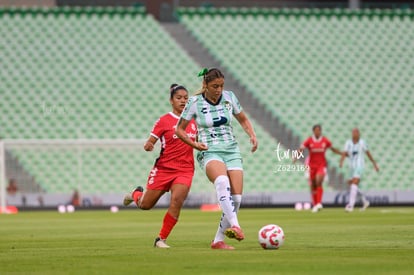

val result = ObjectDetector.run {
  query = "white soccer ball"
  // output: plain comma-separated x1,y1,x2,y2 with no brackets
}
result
66,205,75,213
295,202,303,211
258,224,285,249
57,205,66,213
110,206,119,213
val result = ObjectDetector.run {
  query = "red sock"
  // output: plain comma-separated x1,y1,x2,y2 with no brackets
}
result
159,212,178,240
311,190,317,206
316,187,324,204
132,190,143,204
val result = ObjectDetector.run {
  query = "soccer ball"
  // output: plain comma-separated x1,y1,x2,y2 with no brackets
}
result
258,224,285,249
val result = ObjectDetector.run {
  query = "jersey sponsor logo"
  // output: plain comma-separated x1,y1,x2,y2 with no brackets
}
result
171,124,197,139
201,107,220,114
173,132,197,139
213,116,228,127
223,101,231,111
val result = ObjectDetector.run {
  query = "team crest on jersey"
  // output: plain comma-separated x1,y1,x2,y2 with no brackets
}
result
191,123,196,131
223,101,231,111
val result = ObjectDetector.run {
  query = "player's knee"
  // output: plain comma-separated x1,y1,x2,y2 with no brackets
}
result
170,195,185,209
138,202,152,210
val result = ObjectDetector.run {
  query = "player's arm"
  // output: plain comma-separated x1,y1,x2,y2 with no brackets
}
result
175,118,208,151
339,151,348,168
143,135,158,151
366,150,379,172
234,111,258,152
330,146,343,156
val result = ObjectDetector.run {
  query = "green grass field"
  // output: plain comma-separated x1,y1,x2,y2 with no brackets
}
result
1,208,413,274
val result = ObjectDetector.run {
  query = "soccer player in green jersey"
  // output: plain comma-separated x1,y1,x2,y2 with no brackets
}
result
176,68,258,250
340,128,379,212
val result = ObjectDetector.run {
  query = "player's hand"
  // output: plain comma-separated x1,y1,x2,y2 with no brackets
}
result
144,141,154,151
194,142,208,151
250,136,258,153
374,164,379,172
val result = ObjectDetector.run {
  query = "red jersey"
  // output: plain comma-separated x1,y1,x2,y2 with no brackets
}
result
150,112,197,171
301,136,332,167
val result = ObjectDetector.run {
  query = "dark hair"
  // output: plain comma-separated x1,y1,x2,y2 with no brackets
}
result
312,124,322,131
169,83,187,99
203,68,224,84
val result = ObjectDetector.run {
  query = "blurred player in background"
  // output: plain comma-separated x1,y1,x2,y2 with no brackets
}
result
296,124,342,213
176,68,258,250
123,84,197,248
339,128,379,212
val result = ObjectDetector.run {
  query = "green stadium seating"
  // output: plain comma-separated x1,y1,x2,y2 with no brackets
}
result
1,8,306,194
178,7,414,191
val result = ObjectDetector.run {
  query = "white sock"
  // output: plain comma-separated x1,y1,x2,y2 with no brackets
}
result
349,184,358,208
214,176,239,228
232,194,242,213
213,194,242,243
357,190,368,204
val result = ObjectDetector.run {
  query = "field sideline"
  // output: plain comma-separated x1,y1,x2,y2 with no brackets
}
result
1,208,413,274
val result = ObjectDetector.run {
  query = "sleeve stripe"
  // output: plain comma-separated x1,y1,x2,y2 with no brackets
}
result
150,133,159,140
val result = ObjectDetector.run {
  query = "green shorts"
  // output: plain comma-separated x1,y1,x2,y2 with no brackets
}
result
197,150,243,171
349,167,364,179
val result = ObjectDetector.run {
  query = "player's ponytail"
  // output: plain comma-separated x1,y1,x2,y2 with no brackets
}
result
169,84,187,99
195,68,225,95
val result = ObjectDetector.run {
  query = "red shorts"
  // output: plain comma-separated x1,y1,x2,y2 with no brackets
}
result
146,167,194,191
309,165,327,181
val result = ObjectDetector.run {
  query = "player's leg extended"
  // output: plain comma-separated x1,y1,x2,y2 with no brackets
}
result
346,177,359,212
309,166,318,206
315,174,324,204
212,170,243,246
310,179,317,206
311,170,325,213
139,189,165,210
206,160,244,242
159,184,189,239
354,168,370,210
315,166,326,206
228,169,243,213
155,183,190,248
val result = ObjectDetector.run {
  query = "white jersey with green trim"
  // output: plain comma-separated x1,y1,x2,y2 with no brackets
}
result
180,90,242,152
344,139,368,169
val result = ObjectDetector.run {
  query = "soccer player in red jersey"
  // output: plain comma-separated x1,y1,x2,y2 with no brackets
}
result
123,84,197,248
297,124,342,213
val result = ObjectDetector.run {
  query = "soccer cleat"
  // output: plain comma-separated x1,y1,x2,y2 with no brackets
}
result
123,186,144,206
311,203,323,213
211,241,235,250
360,200,370,211
224,226,244,241
154,237,170,248
345,205,354,212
